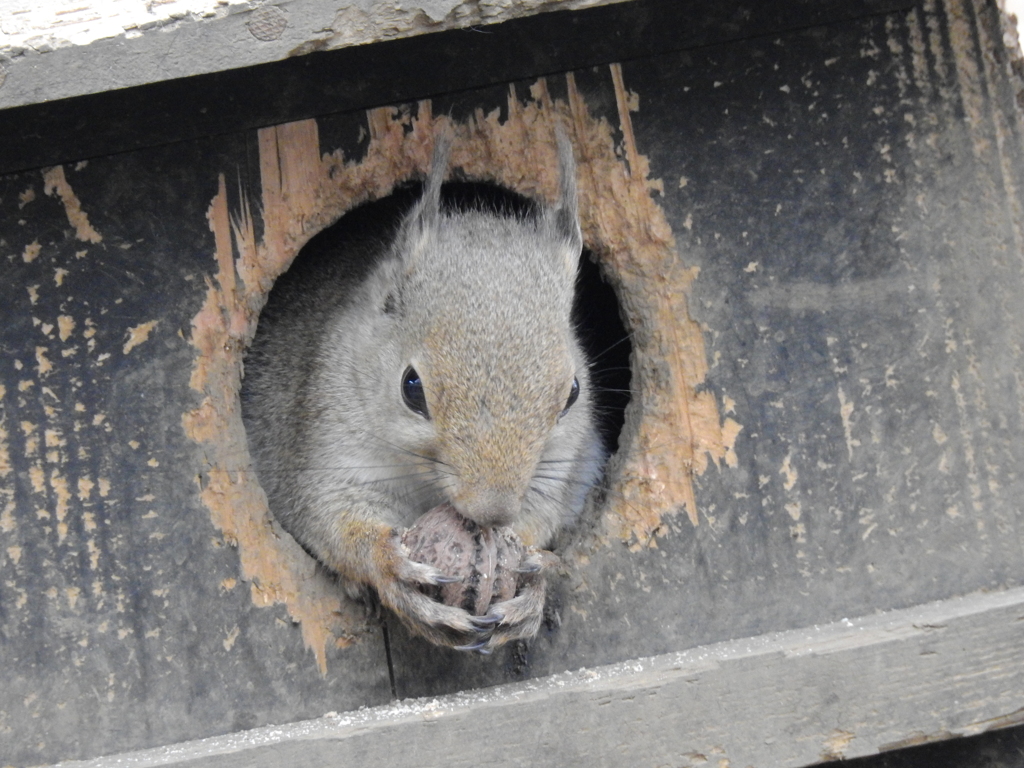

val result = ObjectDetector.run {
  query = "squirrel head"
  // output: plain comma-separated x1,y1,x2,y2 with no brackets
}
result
372,131,593,531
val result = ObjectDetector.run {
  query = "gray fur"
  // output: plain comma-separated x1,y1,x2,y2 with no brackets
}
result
241,134,605,649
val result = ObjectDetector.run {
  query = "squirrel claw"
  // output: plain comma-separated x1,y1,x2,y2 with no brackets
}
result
470,614,503,628
433,574,461,584
454,639,490,652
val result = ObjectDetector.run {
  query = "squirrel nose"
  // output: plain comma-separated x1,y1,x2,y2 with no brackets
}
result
454,489,521,528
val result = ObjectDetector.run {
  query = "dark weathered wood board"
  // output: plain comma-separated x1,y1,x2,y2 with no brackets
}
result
0,0,914,176
2,0,1024,765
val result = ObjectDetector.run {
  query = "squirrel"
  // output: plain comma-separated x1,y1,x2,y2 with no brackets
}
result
240,131,606,652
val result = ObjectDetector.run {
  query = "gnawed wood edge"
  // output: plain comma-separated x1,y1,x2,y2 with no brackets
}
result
182,66,740,670
49,585,1024,768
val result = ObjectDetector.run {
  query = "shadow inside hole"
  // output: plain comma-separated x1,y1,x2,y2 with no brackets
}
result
573,250,632,455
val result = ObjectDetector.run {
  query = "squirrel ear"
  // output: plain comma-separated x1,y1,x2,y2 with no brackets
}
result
546,126,584,279
399,132,451,268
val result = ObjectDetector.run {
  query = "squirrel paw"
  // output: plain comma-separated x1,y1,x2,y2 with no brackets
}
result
376,532,483,647
470,547,555,653
375,528,556,652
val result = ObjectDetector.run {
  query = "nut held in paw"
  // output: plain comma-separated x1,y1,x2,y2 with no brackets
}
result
402,503,524,616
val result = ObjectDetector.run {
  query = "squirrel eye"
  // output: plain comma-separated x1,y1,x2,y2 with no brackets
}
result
401,366,429,418
560,376,580,418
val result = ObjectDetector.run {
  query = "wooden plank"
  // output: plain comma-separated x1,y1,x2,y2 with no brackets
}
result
0,0,634,109
50,587,1024,768
0,0,916,175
